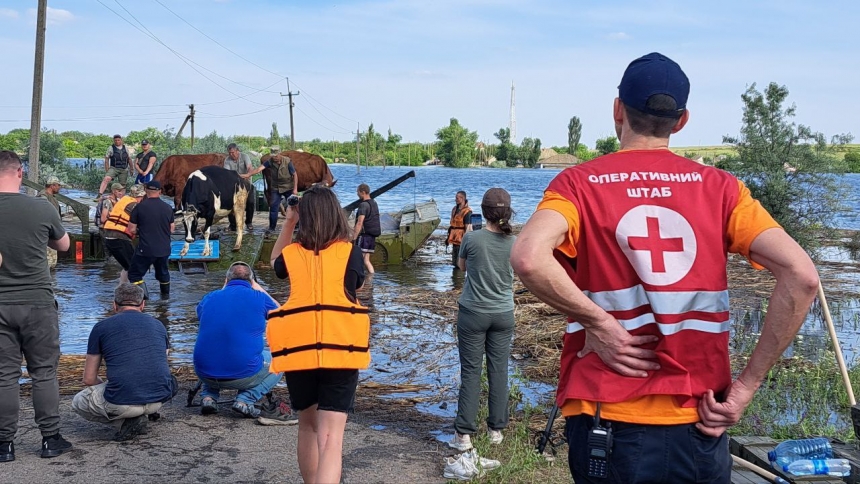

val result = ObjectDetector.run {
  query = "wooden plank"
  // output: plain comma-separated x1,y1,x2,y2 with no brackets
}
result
731,466,770,483
831,441,860,484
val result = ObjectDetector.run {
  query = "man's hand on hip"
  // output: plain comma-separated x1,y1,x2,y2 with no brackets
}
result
696,379,757,437
576,320,660,378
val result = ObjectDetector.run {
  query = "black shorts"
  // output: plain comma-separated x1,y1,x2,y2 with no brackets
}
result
284,369,358,413
357,235,375,253
104,238,134,270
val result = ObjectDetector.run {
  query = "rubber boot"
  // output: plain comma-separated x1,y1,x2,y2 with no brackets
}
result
136,281,150,301
160,282,170,297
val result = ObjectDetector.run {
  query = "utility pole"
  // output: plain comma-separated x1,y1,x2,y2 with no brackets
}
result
280,78,299,150
355,123,360,174
27,0,48,190
509,81,517,145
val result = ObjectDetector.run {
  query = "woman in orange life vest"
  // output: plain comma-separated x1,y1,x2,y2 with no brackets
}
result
447,190,473,267
267,186,368,484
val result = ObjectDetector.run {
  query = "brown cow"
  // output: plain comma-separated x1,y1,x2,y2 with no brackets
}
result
153,154,226,209
259,151,336,203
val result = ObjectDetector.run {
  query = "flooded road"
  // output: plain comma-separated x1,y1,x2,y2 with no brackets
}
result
47,164,860,423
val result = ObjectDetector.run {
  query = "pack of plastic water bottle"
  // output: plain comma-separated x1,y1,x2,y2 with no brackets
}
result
768,438,851,477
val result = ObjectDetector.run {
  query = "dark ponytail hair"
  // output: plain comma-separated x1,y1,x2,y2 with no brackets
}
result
482,205,514,235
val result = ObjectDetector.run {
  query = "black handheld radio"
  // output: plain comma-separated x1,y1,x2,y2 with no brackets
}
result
587,403,612,478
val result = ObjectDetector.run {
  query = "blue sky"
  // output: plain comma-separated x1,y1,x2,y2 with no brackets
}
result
1,0,858,148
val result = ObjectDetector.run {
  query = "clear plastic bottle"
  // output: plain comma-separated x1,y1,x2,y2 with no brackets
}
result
767,437,833,468
784,458,851,477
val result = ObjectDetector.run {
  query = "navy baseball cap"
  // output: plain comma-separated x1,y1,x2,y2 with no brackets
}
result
618,52,689,118
145,180,161,191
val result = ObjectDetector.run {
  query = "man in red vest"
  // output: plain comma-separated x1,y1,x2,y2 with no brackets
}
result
511,53,819,482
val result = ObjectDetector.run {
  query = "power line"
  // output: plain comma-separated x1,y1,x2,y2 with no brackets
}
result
294,105,351,135
151,0,283,80
146,0,360,126
287,79,359,124
0,79,285,110
110,0,276,98
197,104,283,118
97,0,278,107
297,91,353,133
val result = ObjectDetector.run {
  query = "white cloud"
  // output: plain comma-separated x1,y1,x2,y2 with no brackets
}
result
26,7,75,26
607,32,631,41
0,8,18,19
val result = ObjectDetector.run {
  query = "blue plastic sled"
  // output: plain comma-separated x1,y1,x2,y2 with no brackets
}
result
169,240,220,261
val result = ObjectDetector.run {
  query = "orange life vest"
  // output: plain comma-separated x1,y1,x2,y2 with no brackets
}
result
447,205,472,246
103,195,137,238
267,241,371,372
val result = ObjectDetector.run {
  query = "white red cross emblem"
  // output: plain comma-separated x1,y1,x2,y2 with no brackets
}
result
615,205,697,286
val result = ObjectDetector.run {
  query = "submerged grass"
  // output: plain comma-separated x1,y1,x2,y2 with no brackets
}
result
729,322,860,441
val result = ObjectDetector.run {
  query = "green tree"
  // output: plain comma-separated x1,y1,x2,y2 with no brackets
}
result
269,122,280,148
575,144,597,162
721,82,851,252
386,128,402,165
844,150,860,173
435,118,478,168
568,117,582,156
493,127,515,164
595,136,619,155
520,137,542,168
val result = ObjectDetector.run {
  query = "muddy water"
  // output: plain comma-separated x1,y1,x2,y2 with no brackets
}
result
46,165,860,424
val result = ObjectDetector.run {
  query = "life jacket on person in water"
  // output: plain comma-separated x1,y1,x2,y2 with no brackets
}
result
103,195,137,238
267,241,371,372
447,205,472,246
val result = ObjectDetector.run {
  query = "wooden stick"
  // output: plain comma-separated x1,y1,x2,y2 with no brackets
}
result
818,281,856,406
731,455,790,484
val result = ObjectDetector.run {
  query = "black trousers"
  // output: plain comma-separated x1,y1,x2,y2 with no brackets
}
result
565,414,731,483
128,254,170,286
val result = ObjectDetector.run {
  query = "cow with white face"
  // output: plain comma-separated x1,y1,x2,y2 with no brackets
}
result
179,166,254,257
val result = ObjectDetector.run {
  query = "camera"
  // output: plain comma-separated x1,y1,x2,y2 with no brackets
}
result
286,194,300,207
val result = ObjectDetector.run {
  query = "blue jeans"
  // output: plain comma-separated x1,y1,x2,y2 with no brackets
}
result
199,352,283,405
565,414,731,483
268,191,291,230
135,173,153,185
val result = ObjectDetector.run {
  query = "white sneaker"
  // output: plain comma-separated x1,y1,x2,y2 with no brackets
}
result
448,432,473,451
443,453,485,481
488,429,504,445
463,448,501,471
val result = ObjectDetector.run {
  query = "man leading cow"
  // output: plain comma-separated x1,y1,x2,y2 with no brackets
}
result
243,152,299,235
224,143,255,232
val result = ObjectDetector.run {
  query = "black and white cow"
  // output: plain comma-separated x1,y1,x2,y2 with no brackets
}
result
179,166,254,257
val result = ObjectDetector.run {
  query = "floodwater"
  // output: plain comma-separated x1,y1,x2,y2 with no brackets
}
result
44,164,860,424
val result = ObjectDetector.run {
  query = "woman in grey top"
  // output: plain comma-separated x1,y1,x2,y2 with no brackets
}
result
448,188,516,452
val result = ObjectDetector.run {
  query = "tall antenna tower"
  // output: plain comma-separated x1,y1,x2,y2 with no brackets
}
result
509,81,517,144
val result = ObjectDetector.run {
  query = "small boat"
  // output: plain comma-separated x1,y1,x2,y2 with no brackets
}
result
357,200,440,265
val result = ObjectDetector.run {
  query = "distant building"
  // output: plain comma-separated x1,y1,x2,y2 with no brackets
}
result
537,153,580,169
539,148,559,161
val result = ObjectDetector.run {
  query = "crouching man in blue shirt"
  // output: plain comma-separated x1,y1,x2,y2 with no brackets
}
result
72,283,178,441
193,262,296,425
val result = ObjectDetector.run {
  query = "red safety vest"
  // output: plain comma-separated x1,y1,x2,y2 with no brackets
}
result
550,150,738,409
